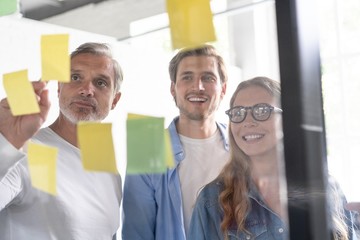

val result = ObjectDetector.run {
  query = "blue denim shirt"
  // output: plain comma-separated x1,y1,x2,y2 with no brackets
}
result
122,117,229,240
189,180,288,240
189,179,359,240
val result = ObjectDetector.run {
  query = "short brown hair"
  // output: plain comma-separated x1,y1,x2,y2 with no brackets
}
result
168,44,227,85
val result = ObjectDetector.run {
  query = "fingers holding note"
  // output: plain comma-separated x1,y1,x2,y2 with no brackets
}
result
1,72,50,149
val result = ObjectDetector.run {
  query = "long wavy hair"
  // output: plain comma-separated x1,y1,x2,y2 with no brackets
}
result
218,77,349,240
218,76,280,237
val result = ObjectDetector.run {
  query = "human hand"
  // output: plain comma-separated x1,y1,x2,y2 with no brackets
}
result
0,81,51,149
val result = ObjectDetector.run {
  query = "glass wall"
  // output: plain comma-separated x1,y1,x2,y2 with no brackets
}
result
119,0,360,235
0,0,358,237
318,0,360,202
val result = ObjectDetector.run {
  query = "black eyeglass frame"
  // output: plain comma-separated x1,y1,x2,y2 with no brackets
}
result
225,103,283,123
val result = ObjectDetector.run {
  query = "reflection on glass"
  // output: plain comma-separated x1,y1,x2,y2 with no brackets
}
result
318,1,360,235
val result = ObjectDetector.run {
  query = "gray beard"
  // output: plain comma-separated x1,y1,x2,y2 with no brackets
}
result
60,107,100,124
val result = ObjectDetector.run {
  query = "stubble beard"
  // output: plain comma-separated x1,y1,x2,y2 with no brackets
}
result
174,93,221,121
60,104,102,124
177,102,218,121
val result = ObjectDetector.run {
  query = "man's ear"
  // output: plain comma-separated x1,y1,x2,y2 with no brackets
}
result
170,81,175,97
111,92,121,110
221,82,227,100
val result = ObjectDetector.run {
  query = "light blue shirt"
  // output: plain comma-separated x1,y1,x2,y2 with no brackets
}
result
122,117,229,240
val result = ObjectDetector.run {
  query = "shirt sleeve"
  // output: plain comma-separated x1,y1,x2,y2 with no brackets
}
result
122,174,157,240
0,133,25,179
0,133,28,210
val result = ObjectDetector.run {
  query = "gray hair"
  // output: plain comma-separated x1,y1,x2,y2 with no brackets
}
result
71,42,123,92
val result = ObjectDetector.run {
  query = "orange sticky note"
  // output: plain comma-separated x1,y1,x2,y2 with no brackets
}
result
77,122,118,173
28,142,58,195
167,0,216,49
2,70,40,116
41,34,70,82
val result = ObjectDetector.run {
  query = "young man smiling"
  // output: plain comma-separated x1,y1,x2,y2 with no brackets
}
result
122,44,230,240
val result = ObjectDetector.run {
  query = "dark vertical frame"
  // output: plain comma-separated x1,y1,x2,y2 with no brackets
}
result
275,0,331,239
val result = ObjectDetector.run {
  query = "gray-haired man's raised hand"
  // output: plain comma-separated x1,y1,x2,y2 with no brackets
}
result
0,81,50,149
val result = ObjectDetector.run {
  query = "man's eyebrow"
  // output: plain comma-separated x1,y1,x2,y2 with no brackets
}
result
70,70,111,79
179,71,193,75
202,71,216,76
70,68,82,73
96,73,112,80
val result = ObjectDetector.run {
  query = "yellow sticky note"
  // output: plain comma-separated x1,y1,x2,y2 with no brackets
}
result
164,129,175,168
2,70,40,116
28,142,58,195
41,34,70,82
77,122,118,173
167,0,216,49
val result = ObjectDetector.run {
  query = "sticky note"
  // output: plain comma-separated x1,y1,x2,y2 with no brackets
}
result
126,114,173,174
2,70,40,116
0,0,17,16
166,0,216,49
41,34,70,82
77,122,118,173
164,129,175,168
28,142,58,195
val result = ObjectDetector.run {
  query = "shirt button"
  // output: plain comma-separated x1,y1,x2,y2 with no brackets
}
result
278,228,284,233
246,235,251,240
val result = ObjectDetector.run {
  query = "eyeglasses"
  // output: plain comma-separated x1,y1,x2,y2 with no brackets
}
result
225,103,282,123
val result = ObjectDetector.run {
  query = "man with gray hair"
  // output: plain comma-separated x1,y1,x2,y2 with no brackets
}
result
0,42,123,239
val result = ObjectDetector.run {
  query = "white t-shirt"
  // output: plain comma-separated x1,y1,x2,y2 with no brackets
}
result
0,127,122,240
178,129,229,236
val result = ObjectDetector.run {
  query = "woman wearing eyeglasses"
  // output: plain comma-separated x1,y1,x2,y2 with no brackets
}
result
188,76,357,240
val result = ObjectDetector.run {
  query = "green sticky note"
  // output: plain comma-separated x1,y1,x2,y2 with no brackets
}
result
77,122,118,173
126,114,167,174
41,34,70,82
0,0,17,16
167,0,216,49
3,69,40,116
28,142,58,195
